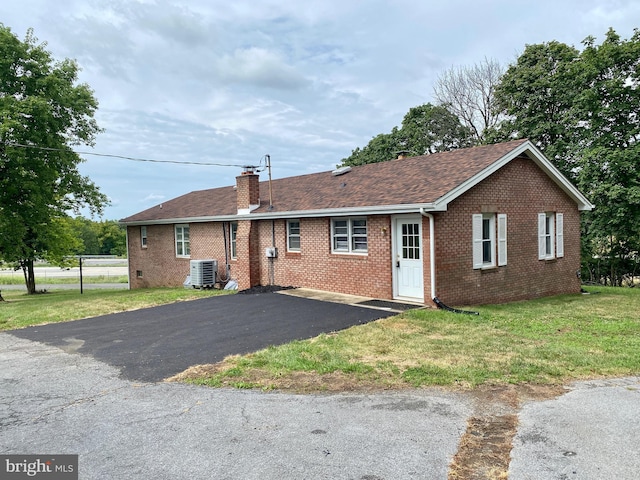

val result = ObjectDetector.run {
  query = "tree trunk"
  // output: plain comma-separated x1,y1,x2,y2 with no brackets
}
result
22,259,37,294
0,290,4,301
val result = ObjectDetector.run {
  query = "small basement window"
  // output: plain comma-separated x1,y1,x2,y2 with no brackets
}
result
136,270,143,278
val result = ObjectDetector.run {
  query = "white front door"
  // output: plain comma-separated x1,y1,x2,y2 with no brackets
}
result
394,216,424,301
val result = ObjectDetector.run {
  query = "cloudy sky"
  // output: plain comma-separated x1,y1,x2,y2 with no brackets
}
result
3,1,639,220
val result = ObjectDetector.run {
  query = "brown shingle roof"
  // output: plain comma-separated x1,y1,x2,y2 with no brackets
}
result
121,139,529,223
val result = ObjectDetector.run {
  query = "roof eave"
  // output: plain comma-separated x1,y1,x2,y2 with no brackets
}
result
247,203,444,219
119,203,443,226
120,214,241,226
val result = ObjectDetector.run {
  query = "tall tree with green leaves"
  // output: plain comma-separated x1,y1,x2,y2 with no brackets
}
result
491,41,582,178
0,25,107,293
396,103,474,155
494,28,640,285
340,103,473,166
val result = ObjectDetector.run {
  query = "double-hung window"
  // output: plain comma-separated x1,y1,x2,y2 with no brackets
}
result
230,222,238,259
175,224,190,257
332,218,368,254
287,220,301,252
141,226,147,248
538,212,563,260
473,213,507,269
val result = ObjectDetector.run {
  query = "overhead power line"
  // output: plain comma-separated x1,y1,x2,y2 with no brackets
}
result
2,141,252,167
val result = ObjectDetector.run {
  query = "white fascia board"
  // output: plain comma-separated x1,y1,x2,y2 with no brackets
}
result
119,203,442,226
248,203,443,220
433,140,594,212
120,215,241,226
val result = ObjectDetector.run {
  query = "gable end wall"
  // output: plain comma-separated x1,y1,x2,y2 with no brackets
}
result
435,157,582,306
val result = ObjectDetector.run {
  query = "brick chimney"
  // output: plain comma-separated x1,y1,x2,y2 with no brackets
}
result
236,167,260,214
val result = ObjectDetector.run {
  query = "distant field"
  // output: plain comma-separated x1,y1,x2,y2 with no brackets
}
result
0,265,128,285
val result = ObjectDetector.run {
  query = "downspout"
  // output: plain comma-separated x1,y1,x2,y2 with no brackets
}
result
219,222,230,282
125,228,131,290
270,220,276,285
419,208,436,302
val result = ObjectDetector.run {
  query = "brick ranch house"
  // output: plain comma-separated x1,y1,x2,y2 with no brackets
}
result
120,139,593,307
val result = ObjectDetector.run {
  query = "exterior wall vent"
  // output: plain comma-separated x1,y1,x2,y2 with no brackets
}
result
190,259,218,288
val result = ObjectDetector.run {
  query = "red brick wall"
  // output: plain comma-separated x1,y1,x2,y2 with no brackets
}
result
248,216,394,298
128,216,394,298
235,219,261,288
434,157,582,306
127,223,232,288
236,173,259,209
127,224,188,288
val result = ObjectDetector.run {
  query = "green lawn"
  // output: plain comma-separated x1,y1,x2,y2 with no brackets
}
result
2,285,639,391
0,288,230,330
174,286,640,391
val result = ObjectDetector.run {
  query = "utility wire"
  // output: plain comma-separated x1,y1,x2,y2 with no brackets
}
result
2,141,254,168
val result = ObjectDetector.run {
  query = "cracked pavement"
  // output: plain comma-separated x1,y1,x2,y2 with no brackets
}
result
0,334,469,479
1,333,639,479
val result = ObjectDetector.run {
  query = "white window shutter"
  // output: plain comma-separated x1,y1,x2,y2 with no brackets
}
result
472,214,483,269
556,213,564,258
498,214,507,266
538,213,547,260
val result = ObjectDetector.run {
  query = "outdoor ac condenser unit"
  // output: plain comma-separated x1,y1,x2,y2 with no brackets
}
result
190,259,217,288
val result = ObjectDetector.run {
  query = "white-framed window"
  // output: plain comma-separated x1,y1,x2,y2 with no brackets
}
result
473,213,507,269
538,212,564,260
175,224,190,257
332,218,368,254
141,226,147,248
287,220,301,252
230,222,238,259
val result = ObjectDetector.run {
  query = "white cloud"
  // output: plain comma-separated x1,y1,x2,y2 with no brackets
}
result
3,0,640,219
216,47,308,90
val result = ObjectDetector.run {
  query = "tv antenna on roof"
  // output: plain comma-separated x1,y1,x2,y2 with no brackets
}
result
254,154,273,209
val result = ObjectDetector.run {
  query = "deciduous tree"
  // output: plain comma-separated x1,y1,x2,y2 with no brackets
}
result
433,57,503,143
340,103,472,166
493,28,640,285
0,25,107,293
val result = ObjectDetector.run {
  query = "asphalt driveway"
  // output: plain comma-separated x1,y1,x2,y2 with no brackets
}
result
9,291,394,382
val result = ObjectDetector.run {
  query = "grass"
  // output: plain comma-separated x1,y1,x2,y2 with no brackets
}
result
3,285,639,392
175,286,640,391
0,288,232,331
